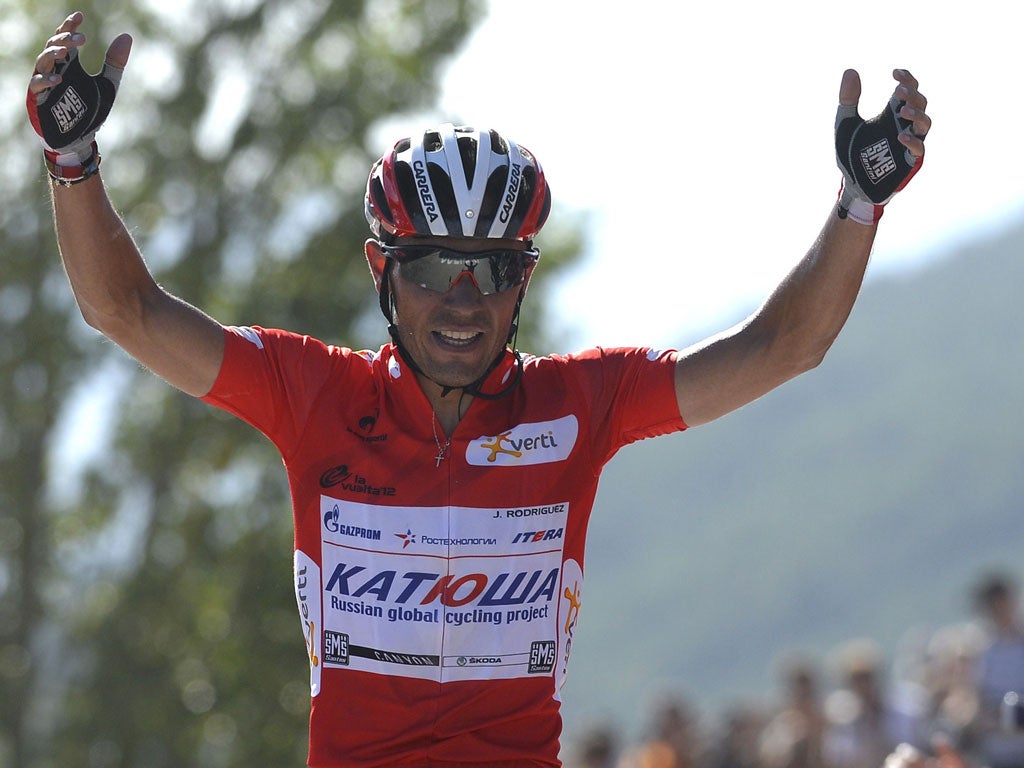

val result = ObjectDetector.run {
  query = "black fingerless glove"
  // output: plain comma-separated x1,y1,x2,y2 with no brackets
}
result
27,46,124,184
835,92,923,224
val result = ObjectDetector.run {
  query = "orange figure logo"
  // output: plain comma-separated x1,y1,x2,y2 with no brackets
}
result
563,582,581,634
307,621,319,667
481,431,523,462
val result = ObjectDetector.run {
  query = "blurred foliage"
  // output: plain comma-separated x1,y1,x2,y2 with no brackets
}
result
0,1,582,766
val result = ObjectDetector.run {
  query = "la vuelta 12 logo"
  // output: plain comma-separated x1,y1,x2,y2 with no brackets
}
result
466,416,578,467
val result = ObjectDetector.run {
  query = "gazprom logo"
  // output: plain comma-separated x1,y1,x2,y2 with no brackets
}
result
466,415,577,467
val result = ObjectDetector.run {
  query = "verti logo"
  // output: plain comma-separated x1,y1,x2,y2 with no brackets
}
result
466,416,578,467
293,551,322,696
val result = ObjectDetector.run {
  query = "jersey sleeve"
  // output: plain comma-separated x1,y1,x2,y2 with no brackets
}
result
564,346,687,465
200,325,349,458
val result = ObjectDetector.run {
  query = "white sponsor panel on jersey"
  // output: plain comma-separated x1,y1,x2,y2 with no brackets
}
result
317,496,568,683
293,550,322,696
555,558,583,700
465,415,578,467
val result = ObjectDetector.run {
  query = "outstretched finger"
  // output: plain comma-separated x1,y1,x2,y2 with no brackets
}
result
897,131,925,160
893,68,920,92
899,102,931,143
33,13,85,77
29,71,61,96
53,11,84,37
33,44,68,75
44,29,86,54
839,68,861,107
105,32,133,70
30,45,71,94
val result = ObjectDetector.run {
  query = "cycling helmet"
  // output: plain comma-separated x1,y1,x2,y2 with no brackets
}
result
365,123,551,241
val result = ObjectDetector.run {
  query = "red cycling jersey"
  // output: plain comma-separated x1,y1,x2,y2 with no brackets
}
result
202,326,687,767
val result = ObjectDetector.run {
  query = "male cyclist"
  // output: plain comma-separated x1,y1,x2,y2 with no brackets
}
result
28,11,930,768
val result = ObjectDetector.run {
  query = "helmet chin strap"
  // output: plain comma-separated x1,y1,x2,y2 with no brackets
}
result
378,265,524,401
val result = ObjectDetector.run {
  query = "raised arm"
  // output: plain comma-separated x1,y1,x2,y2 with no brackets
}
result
675,68,930,427
29,12,224,397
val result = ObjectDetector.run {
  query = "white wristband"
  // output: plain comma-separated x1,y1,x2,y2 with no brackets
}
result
841,197,883,226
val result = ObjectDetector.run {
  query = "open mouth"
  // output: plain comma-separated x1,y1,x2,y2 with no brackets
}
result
434,329,482,348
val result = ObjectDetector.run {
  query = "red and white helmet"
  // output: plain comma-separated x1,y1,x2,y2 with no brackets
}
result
365,123,551,241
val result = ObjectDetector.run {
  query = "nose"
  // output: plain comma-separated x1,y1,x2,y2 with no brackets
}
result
445,270,483,303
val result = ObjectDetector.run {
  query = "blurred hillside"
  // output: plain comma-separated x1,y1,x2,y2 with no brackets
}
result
559,213,1024,742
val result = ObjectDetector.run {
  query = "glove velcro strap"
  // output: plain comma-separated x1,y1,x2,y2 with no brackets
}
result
837,197,883,226
836,179,884,225
45,142,101,186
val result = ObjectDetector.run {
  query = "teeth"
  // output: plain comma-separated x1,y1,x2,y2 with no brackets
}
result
438,330,477,343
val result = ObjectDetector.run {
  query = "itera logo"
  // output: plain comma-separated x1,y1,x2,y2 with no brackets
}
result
466,416,578,467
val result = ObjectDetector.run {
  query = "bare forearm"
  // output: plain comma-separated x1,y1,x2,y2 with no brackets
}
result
752,204,877,372
675,206,876,426
52,174,158,333
50,175,224,396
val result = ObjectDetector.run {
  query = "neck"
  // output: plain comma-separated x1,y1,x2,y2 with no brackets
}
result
421,377,472,435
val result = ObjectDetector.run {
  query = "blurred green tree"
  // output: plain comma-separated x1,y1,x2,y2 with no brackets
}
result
0,2,582,766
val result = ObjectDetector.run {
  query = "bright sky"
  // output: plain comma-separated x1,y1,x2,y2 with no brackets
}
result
434,0,1024,350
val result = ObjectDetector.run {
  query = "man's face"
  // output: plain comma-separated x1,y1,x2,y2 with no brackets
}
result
373,236,532,392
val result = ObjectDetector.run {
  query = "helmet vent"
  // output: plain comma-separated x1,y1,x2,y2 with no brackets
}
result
457,135,478,187
422,132,442,152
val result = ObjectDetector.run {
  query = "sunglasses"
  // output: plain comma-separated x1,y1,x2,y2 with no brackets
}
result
382,244,539,295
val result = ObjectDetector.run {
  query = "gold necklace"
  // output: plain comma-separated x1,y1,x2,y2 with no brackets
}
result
431,412,451,467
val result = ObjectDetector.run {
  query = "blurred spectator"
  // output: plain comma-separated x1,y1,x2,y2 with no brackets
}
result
823,639,930,768
708,704,765,768
970,572,1024,768
881,738,970,768
759,656,828,768
620,694,704,768
919,623,984,753
570,721,621,768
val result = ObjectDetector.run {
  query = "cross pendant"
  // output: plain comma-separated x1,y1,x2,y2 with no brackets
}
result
435,447,445,467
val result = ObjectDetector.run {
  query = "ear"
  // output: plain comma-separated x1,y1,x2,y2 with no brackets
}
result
365,239,387,293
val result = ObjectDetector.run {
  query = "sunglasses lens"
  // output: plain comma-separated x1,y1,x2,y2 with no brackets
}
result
388,246,535,295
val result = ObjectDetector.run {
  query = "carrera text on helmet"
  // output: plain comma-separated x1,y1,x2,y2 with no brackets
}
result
412,160,439,223
499,163,522,224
